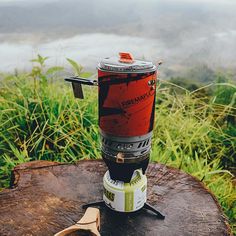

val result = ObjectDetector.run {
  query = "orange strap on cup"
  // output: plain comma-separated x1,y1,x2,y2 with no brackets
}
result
119,52,134,63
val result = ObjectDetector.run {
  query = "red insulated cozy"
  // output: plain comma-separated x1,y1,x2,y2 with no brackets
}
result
98,52,157,137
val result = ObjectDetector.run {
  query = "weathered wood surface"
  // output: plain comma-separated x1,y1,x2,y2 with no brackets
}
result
0,160,231,236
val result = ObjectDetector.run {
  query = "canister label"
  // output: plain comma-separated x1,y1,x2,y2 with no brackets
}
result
103,170,147,212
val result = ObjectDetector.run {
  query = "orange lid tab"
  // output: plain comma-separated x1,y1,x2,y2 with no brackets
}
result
119,52,134,63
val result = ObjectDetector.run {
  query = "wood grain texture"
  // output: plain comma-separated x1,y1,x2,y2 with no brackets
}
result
0,160,231,236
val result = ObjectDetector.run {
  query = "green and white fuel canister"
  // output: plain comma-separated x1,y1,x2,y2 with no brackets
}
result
103,169,147,212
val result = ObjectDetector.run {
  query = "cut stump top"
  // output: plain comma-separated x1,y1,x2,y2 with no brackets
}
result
0,160,231,236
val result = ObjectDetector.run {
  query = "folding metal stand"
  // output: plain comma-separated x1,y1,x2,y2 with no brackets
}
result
82,201,165,220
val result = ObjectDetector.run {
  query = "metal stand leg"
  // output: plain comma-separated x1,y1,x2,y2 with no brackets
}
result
82,201,165,219
82,200,105,209
143,203,165,219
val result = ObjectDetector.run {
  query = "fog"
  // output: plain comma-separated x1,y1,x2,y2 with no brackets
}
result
0,0,236,76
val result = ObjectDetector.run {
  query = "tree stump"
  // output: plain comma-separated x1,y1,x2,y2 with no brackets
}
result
0,160,231,236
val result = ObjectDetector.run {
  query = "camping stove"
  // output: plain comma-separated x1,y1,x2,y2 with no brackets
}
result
65,52,164,219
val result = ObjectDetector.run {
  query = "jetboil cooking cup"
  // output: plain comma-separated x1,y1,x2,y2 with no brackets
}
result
66,52,159,182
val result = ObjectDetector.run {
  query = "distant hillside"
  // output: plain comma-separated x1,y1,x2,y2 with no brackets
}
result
0,0,236,41
0,0,236,74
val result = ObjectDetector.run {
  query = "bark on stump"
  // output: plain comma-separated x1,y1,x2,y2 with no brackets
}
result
0,160,231,236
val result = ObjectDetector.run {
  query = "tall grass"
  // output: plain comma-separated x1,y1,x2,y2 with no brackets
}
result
152,83,236,231
0,60,235,233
